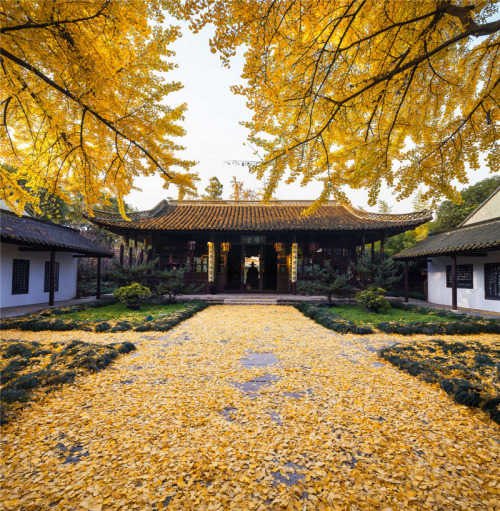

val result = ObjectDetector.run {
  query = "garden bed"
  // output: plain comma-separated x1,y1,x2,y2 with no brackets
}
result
379,339,500,425
295,302,500,335
0,338,136,423
0,300,209,333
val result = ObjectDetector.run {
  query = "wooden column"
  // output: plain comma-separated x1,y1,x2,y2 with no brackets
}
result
380,233,385,264
138,249,144,265
259,244,264,292
451,255,458,311
49,250,56,306
129,246,133,266
96,257,101,299
119,243,124,266
404,260,409,303
147,248,153,262
371,237,375,263
241,244,246,290
361,233,366,287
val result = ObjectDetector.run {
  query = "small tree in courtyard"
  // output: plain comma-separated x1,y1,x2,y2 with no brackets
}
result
297,263,353,304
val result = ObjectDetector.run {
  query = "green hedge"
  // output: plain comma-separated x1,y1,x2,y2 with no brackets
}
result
380,340,500,425
0,300,209,333
294,302,500,335
293,302,374,334
380,303,500,335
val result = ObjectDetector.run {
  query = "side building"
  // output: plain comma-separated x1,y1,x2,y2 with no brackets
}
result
393,188,500,313
0,210,113,308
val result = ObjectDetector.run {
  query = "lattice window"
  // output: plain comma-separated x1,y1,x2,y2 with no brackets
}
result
44,262,60,293
485,263,500,300
446,264,473,289
12,259,30,295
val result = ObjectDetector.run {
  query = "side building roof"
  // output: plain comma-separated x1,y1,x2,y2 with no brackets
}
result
393,218,500,260
86,200,432,235
0,211,114,257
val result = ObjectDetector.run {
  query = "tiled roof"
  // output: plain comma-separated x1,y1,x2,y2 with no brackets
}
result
87,200,432,233
393,218,500,260
0,211,113,257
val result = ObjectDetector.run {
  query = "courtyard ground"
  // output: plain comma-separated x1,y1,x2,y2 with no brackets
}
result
1,305,499,510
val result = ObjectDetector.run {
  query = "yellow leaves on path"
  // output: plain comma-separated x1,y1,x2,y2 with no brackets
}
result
1,306,499,510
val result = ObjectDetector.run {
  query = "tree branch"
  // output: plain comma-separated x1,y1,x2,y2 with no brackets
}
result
0,46,173,179
0,1,110,34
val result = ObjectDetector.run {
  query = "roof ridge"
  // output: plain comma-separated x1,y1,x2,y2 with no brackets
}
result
429,216,500,236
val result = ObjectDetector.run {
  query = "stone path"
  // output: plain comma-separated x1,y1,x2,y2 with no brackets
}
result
1,306,499,510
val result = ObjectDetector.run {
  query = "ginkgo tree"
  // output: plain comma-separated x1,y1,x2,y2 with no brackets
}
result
182,0,500,207
0,0,197,216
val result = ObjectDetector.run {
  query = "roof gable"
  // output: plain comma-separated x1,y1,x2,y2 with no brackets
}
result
460,186,500,226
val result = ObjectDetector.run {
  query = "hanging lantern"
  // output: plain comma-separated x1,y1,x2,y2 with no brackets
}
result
309,242,319,254
221,242,231,253
188,241,196,251
274,242,284,254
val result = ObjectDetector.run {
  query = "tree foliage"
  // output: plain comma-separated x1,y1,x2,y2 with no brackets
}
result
202,176,224,200
182,0,500,207
0,0,197,217
229,176,259,200
429,175,500,232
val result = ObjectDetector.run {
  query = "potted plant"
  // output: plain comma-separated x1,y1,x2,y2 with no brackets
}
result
355,287,390,313
113,283,151,310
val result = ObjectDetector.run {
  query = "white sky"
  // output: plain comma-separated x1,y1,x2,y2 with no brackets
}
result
126,20,495,214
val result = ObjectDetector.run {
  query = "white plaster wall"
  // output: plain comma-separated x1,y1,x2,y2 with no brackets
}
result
427,251,500,313
0,243,77,307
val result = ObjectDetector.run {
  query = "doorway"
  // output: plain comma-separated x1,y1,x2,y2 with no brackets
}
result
263,245,277,291
226,244,242,290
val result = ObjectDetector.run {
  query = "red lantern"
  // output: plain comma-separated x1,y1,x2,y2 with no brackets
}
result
309,242,319,254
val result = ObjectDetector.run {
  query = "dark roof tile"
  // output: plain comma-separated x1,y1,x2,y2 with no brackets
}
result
393,218,500,259
1,211,113,257
87,200,431,233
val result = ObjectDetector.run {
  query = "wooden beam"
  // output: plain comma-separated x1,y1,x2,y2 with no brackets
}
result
96,257,101,299
49,250,56,306
451,255,458,311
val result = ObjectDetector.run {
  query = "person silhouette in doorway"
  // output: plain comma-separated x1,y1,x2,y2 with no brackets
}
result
246,262,259,289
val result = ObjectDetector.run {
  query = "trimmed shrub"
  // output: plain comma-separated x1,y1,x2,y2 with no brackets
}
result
355,287,390,313
294,302,374,335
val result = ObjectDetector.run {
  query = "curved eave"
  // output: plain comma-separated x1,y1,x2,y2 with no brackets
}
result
393,240,500,260
88,217,430,235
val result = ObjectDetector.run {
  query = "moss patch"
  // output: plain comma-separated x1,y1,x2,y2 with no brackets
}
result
0,300,208,333
331,305,454,326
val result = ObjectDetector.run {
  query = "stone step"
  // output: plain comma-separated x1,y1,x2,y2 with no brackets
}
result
224,298,278,305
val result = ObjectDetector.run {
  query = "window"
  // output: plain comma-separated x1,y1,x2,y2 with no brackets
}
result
446,264,473,289
44,261,60,292
12,259,30,294
485,263,500,300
